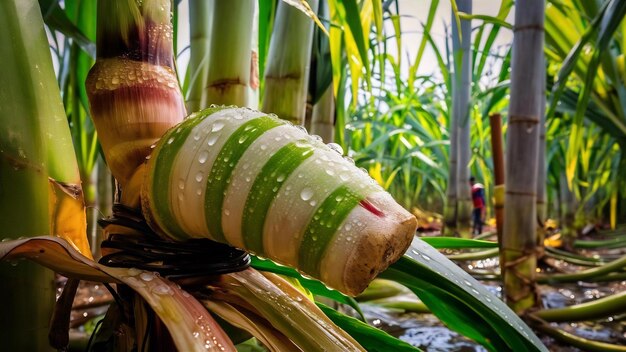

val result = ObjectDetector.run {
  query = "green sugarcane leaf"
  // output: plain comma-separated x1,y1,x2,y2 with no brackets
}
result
420,236,498,249
317,302,422,352
381,238,548,352
38,0,95,58
250,256,366,321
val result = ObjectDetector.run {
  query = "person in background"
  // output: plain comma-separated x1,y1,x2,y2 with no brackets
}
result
470,177,485,235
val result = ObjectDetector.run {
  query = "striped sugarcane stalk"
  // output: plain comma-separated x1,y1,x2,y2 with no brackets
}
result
142,107,417,296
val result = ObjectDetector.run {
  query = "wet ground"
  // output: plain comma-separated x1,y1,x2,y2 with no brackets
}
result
359,279,626,351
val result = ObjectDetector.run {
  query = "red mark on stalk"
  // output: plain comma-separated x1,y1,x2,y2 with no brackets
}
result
359,199,384,217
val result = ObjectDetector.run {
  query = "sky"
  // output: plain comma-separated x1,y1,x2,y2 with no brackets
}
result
393,0,514,76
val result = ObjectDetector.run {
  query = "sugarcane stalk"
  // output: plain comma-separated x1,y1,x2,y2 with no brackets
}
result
142,107,417,296
262,0,318,125
0,0,68,348
204,0,256,107
489,114,505,242
502,0,545,313
560,172,578,247
310,84,335,143
453,0,473,238
86,0,186,208
537,60,547,249
443,94,459,234
186,0,213,111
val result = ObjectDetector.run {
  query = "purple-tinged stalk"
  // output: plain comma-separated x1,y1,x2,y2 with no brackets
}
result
86,0,186,207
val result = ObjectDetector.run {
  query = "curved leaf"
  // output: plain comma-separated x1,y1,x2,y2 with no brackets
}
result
317,302,422,352
380,238,548,352
0,236,236,351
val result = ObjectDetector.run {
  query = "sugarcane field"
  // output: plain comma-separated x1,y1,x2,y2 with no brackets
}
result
2,0,626,350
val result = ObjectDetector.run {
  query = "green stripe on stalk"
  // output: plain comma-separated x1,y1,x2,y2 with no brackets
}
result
205,116,283,242
151,108,222,240
299,185,364,277
242,142,316,253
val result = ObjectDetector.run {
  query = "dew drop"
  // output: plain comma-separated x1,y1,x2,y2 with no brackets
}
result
178,179,185,190
207,134,219,146
140,272,155,282
300,188,313,201
195,172,203,182
340,173,350,181
152,285,173,295
327,143,344,155
167,137,174,144
212,121,224,132
198,150,209,164
325,169,335,176
277,174,285,182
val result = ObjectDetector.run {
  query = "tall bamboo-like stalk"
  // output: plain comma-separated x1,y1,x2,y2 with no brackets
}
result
537,61,547,248
262,0,318,125
86,0,186,207
0,0,86,348
489,113,505,242
204,0,256,107
502,0,545,313
443,10,459,236
186,0,213,111
309,0,334,143
311,85,335,142
455,0,473,238
560,172,577,247
443,105,459,235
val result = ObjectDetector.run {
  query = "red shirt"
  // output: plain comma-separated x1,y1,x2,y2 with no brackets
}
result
472,183,485,209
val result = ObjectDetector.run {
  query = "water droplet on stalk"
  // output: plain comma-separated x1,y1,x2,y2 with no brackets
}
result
300,188,313,201
198,151,209,164
327,143,343,155
212,121,224,132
